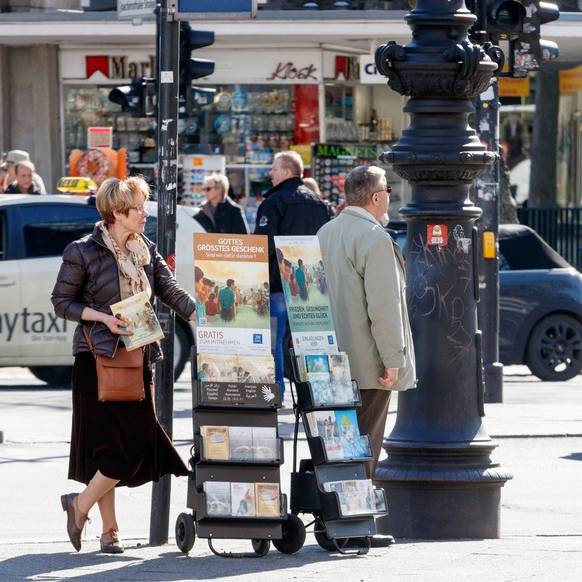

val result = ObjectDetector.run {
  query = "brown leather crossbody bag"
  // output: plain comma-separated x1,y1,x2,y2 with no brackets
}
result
83,327,145,402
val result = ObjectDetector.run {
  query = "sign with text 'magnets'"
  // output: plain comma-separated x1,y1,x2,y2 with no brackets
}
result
177,0,257,18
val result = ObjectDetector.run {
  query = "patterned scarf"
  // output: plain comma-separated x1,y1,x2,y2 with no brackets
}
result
99,222,152,298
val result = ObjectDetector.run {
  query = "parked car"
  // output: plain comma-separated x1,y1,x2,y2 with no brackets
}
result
0,194,205,386
386,222,582,382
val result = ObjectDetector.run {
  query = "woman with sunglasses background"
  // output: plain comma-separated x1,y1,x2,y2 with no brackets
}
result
193,173,249,235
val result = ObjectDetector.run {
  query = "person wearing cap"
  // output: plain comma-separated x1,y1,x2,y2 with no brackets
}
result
1,150,46,194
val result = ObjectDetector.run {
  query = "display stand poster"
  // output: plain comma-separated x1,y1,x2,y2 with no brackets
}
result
194,233,271,355
274,235,337,355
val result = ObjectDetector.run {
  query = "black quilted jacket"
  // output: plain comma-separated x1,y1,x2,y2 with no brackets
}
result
51,224,196,361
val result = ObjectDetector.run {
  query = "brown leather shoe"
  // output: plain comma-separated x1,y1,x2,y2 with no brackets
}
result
100,529,124,554
60,493,87,552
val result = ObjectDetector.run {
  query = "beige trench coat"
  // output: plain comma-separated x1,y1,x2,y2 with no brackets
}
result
318,206,416,391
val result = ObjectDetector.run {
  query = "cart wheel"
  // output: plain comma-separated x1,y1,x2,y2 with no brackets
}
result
273,513,306,555
313,519,336,552
251,539,271,556
175,512,196,554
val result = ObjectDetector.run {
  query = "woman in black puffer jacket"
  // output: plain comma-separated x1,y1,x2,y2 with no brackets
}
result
52,176,196,554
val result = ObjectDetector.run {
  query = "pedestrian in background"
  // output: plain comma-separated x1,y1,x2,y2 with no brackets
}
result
4,161,42,194
1,150,46,193
255,151,330,399
194,173,249,234
304,176,335,218
318,165,416,482
51,176,196,554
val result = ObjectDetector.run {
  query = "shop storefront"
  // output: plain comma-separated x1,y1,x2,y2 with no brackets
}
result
59,46,407,218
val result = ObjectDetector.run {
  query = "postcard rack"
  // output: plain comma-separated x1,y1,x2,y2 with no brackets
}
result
288,349,388,555
175,350,306,558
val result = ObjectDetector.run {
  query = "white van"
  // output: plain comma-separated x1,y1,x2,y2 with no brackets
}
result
0,194,204,385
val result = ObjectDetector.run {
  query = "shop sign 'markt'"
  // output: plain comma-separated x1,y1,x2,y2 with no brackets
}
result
86,55,156,80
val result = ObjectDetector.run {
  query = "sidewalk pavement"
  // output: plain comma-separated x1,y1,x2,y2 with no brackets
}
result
0,366,580,581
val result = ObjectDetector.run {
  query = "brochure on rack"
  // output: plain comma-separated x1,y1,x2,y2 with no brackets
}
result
194,233,271,355
274,235,337,355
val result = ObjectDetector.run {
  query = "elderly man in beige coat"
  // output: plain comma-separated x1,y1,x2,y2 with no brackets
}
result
318,165,416,479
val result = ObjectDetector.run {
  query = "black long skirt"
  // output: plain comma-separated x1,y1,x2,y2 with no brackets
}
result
68,351,188,488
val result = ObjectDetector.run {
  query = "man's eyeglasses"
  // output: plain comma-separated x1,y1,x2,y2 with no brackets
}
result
129,205,147,214
202,186,214,192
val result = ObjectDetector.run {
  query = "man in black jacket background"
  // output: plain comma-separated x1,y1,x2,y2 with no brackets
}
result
255,151,330,399
194,174,249,235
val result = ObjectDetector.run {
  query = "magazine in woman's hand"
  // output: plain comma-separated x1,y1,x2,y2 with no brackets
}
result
110,291,164,351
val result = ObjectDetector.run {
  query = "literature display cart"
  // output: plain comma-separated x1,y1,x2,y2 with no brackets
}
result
175,350,306,558
288,350,389,555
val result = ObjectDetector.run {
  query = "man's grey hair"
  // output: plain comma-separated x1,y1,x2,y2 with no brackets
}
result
344,166,386,207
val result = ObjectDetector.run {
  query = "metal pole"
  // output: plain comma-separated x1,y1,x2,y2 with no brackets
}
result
374,0,512,538
150,0,179,546
473,78,504,403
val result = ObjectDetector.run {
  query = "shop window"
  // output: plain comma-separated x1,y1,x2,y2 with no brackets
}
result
184,85,301,165
18,204,101,259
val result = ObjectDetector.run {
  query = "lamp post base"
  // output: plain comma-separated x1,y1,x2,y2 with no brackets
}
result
375,449,512,539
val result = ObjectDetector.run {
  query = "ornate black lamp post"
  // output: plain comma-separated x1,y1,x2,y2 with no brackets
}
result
374,0,512,538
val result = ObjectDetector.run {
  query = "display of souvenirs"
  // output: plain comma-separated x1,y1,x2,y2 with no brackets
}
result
312,143,380,206
201,425,279,462
197,354,276,384
197,86,296,165
110,291,164,351
323,479,375,516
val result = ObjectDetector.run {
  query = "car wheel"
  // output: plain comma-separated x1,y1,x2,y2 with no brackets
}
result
174,322,191,381
526,314,582,381
29,366,72,387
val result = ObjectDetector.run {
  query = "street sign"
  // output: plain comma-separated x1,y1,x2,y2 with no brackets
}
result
117,0,156,20
176,0,257,19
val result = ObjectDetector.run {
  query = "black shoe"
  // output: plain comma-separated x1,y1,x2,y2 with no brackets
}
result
370,535,395,548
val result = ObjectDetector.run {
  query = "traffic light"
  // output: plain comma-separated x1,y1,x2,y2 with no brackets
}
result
483,1,560,77
179,22,215,113
108,78,156,117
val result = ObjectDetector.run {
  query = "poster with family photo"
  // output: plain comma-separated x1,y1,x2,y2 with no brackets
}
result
197,354,276,384
274,235,337,355
194,233,271,355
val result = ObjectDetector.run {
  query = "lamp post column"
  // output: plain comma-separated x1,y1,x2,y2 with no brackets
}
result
374,0,512,538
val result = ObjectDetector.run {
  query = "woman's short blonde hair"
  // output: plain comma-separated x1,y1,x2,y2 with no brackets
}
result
204,173,229,194
96,176,150,224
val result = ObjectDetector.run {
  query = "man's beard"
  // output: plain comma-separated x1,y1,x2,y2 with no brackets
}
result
379,213,390,227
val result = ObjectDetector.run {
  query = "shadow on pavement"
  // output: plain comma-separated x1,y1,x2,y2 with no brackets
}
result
561,452,582,461
0,544,358,581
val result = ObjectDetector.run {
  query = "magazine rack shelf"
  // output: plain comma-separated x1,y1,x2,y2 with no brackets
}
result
175,351,306,558
288,350,388,555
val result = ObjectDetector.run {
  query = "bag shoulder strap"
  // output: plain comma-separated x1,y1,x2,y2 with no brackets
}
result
82,325,96,355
